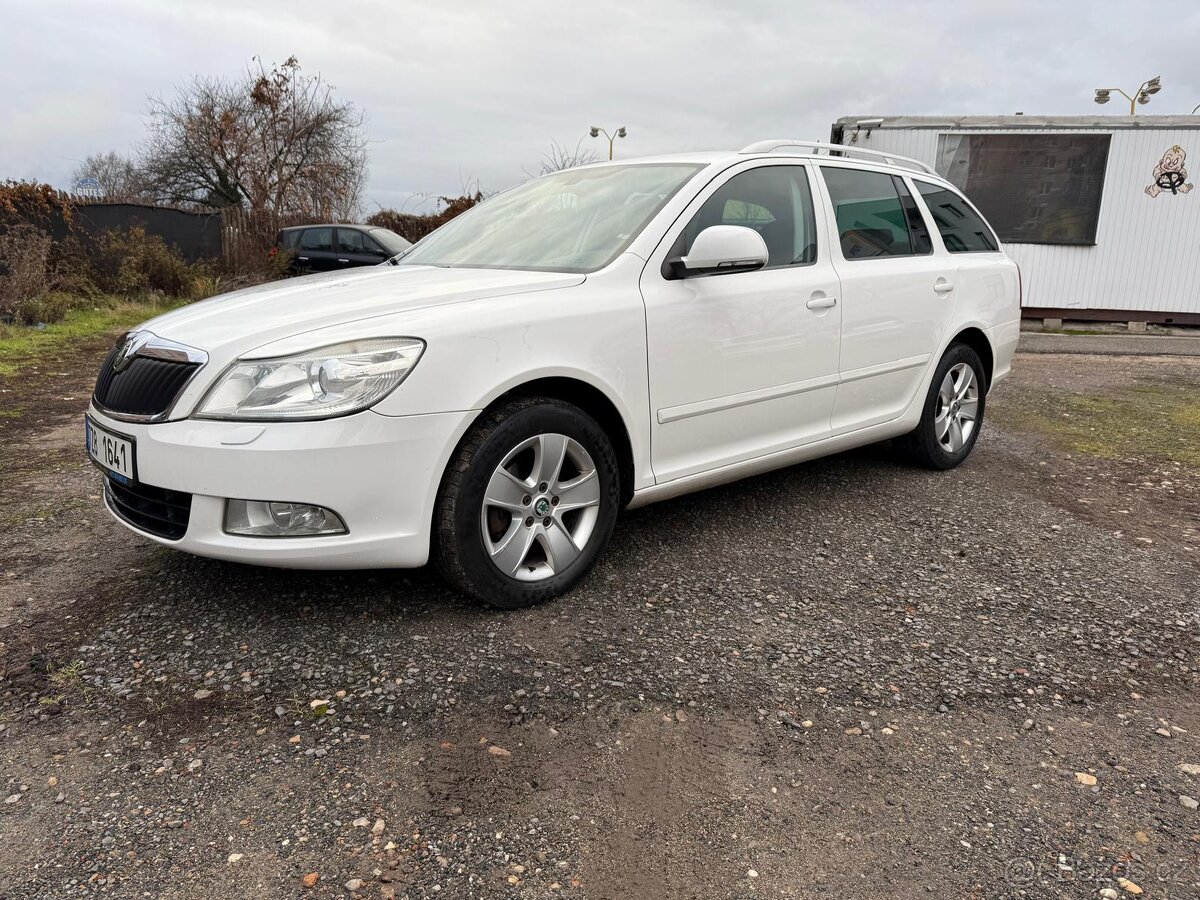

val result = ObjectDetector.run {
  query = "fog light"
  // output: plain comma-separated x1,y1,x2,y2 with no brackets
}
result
224,500,347,537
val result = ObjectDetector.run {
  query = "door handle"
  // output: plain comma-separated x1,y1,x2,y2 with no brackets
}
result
933,279,955,294
337,258,350,263
806,295,838,310
297,256,309,261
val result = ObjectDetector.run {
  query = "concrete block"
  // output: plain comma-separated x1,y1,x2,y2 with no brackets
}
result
1043,317,1063,331
1128,320,1149,334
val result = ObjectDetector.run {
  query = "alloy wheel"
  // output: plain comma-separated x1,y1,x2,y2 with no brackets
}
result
480,433,601,581
934,362,979,453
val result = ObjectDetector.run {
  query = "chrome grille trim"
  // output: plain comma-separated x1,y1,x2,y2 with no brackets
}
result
93,331,208,422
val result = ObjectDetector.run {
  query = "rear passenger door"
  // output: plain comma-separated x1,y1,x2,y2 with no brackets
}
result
816,165,957,433
294,227,338,272
911,179,1017,328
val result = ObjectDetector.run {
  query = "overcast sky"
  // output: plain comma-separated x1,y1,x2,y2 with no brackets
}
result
5,0,1197,213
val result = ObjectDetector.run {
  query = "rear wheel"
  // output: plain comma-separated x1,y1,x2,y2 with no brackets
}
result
434,397,620,608
898,344,986,470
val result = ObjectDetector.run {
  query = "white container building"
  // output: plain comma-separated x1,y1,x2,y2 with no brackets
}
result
831,115,1200,325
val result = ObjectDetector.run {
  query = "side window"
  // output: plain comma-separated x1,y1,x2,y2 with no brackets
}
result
821,166,922,260
672,166,817,269
298,227,333,252
336,229,367,253
280,230,302,249
914,181,999,252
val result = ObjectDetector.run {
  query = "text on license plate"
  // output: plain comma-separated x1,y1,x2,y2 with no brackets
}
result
86,418,135,483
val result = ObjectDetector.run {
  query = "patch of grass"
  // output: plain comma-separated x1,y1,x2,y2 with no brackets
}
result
0,295,184,377
1036,328,1114,336
993,383,1200,469
49,659,85,688
40,658,93,709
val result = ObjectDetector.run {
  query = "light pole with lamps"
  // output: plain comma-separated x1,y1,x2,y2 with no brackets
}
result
589,126,627,160
1094,76,1162,114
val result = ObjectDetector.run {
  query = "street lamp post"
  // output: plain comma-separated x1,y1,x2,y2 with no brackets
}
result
1094,76,1162,114
589,125,627,160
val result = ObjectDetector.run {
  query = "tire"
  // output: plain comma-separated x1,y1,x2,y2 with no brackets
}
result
897,343,987,470
434,397,620,608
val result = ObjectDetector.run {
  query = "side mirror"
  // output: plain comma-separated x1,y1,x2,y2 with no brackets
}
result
668,225,768,278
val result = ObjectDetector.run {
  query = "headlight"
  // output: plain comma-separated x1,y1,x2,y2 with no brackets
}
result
195,338,425,421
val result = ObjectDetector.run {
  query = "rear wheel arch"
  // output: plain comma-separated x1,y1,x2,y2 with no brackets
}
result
949,326,994,390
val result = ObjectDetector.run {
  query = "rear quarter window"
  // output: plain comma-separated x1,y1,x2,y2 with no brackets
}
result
914,181,999,253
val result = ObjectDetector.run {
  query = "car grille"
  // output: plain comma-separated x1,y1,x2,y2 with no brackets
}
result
104,477,192,541
93,346,200,419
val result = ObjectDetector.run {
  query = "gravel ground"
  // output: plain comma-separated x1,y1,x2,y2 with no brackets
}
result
1,344,1199,899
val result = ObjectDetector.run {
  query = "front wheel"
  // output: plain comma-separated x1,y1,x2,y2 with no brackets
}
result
434,397,620,608
897,344,987,470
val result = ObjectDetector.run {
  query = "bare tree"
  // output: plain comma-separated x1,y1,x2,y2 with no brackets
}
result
70,152,152,202
525,139,599,178
140,57,367,219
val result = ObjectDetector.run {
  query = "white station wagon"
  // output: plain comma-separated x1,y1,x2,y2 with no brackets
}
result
86,140,1020,607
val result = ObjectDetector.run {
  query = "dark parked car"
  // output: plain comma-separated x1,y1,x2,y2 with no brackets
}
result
275,224,412,274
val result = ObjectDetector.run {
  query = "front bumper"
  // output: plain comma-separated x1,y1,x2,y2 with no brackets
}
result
87,405,475,569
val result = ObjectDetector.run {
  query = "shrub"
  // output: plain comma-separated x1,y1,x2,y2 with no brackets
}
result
0,225,53,323
47,235,103,299
0,180,73,232
86,226,208,299
11,291,73,326
366,192,482,243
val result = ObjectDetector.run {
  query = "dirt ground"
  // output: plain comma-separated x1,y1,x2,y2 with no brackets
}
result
1,337,1198,900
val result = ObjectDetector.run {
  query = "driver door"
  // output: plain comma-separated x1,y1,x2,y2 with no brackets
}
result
639,162,842,483
335,228,388,267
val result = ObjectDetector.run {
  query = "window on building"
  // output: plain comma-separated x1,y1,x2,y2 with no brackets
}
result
820,166,928,260
935,133,1110,245
914,181,998,253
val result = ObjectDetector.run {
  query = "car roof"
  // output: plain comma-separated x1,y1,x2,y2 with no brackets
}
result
574,142,953,184
280,223,369,232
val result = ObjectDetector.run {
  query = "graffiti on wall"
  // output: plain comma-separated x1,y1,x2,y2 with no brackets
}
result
1146,145,1194,197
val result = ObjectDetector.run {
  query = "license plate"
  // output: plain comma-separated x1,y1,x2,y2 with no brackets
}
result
86,417,136,484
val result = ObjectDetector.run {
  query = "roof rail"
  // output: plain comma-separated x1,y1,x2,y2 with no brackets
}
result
739,139,938,176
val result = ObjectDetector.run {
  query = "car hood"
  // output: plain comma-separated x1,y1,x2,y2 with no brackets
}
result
139,265,584,357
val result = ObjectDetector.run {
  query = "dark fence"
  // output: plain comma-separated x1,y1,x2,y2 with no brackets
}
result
220,208,313,274
61,203,223,262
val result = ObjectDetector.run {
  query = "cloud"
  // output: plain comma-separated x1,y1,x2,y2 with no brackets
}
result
4,0,1197,213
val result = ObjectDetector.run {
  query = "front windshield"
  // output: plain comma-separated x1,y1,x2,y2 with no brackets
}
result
370,228,410,254
397,163,702,273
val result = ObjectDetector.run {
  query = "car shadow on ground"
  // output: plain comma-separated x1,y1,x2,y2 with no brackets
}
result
136,440,915,622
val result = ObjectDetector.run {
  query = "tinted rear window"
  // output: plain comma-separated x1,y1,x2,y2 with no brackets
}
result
914,181,999,253
298,228,333,252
